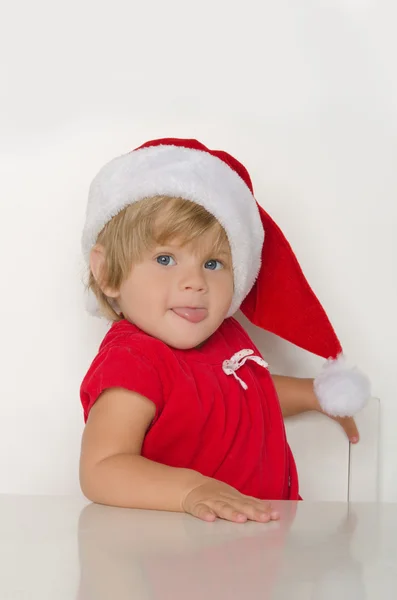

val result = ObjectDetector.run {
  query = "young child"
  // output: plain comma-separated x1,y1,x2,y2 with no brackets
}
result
79,138,370,523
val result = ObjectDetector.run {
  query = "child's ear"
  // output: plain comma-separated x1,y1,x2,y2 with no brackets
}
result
89,245,118,298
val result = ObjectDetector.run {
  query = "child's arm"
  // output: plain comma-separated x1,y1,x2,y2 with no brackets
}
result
80,388,279,523
272,375,360,443
272,376,317,417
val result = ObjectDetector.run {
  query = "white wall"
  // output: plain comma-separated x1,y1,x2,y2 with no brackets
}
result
1,1,396,499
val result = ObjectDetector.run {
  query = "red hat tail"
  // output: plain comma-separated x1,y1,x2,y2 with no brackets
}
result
240,203,343,360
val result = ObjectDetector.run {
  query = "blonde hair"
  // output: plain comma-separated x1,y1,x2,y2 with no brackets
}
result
87,196,231,321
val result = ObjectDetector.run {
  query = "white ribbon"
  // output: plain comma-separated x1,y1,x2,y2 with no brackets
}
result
222,349,269,390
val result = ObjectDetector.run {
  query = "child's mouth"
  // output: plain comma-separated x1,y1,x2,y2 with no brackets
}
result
171,307,208,323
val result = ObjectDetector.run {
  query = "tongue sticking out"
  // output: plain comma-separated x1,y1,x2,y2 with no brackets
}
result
172,307,208,323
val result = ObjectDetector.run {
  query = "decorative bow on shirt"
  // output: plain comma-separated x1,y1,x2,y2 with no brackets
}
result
222,349,269,390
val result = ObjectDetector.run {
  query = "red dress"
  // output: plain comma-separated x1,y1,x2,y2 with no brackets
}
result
80,316,299,500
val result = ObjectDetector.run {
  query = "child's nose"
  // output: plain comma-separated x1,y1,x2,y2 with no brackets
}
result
179,266,208,292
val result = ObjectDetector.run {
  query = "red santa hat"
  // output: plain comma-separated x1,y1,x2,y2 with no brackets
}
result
82,137,370,417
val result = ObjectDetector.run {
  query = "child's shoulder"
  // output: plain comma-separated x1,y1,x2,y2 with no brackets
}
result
98,319,171,362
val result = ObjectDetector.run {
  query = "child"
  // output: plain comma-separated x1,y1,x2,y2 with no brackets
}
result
79,138,370,523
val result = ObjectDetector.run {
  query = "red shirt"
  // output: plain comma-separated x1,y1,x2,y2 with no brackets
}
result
80,317,299,500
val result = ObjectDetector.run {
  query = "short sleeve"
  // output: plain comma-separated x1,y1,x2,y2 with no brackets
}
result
80,345,164,422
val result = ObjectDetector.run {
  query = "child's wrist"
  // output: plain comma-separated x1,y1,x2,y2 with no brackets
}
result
303,378,321,412
179,471,210,512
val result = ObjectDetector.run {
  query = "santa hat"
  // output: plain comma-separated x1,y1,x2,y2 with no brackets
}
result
82,138,370,417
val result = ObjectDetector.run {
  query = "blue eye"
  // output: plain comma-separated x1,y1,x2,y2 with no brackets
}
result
205,259,223,271
156,255,176,266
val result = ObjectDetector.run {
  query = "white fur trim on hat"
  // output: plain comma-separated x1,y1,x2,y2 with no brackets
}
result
314,355,371,417
82,144,264,317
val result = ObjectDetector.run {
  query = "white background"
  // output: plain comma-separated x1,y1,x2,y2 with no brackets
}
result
0,1,395,499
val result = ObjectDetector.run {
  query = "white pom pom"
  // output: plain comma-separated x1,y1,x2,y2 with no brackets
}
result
314,355,371,417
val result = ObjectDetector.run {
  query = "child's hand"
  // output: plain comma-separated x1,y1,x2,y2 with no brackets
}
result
181,478,280,523
327,413,360,444
273,375,361,444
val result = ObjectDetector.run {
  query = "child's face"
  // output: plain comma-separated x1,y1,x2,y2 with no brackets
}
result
114,230,234,349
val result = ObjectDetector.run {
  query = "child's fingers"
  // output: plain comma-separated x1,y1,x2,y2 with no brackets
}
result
253,500,280,521
230,500,280,523
221,495,280,521
193,503,218,522
339,416,360,443
192,499,279,523
239,503,274,522
211,501,249,523
185,483,280,523
329,414,360,443
209,499,277,523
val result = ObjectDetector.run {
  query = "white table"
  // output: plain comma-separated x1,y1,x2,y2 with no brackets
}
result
0,495,396,599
